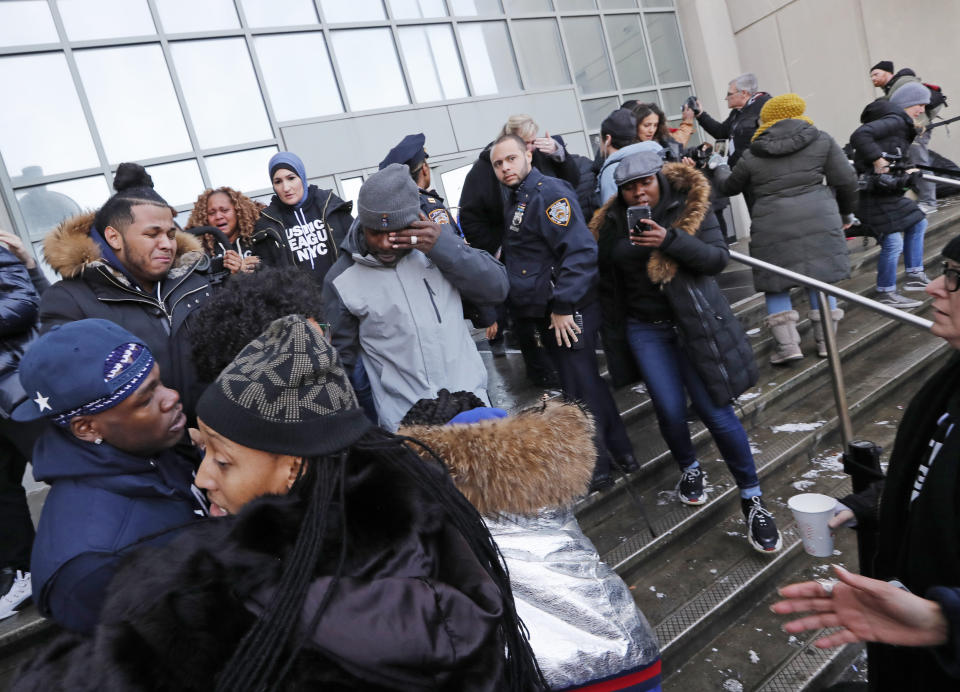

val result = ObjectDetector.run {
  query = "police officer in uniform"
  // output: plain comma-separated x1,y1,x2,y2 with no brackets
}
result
379,133,457,232
380,133,497,335
490,133,638,489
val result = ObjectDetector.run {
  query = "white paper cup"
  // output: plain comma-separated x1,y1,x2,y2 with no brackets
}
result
788,493,836,557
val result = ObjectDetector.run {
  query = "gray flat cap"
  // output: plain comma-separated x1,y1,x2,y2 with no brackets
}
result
357,163,421,232
614,150,664,187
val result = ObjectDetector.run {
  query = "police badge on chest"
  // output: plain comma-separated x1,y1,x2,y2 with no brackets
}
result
510,203,526,233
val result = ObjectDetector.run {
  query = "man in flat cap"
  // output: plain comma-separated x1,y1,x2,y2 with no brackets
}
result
322,164,509,431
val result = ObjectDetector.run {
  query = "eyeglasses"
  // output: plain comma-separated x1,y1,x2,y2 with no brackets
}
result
942,262,960,292
723,91,737,100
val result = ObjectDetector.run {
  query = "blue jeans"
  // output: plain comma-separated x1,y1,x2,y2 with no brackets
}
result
626,320,760,495
877,217,928,292
765,290,837,314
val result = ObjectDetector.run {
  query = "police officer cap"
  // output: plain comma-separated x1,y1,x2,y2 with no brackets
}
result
379,133,428,170
615,150,664,187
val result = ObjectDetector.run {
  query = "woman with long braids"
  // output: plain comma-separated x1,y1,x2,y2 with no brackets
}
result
14,315,545,692
185,186,271,275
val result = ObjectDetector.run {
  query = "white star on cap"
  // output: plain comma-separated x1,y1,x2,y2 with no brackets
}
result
34,392,51,412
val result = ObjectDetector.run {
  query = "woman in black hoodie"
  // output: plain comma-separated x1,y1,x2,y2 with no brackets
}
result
253,151,354,285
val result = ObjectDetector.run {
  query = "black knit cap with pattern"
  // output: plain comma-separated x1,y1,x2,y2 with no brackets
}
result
943,235,960,264
196,315,372,457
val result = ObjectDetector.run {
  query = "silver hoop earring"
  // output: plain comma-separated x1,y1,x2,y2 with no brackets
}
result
94,438,103,445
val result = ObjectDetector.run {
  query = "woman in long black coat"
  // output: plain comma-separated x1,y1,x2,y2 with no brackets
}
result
715,93,858,363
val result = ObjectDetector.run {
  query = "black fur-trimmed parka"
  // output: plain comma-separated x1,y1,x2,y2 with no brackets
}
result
591,163,757,406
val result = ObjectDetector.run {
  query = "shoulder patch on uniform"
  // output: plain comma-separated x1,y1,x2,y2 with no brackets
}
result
428,208,451,225
546,197,571,227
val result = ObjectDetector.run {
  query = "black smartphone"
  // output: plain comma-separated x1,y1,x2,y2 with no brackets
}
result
571,311,585,350
685,95,698,112
626,205,651,237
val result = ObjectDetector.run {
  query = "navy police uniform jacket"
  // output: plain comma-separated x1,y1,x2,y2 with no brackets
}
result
502,168,598,318
419,189,457,231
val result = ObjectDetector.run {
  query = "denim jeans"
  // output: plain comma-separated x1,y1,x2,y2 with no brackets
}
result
626,320,760,494
877,217,928,292
765,290,837,314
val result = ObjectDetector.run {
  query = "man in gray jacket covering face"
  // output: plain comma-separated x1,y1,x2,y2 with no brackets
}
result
322,164,509,431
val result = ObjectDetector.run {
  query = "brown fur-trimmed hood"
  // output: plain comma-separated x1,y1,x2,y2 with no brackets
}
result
588,162,711,284
44,211,204,280
399,402,595,517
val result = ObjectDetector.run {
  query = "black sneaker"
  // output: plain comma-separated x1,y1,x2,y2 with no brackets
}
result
613,454,640,474
589,471,614,493
741,497,782,553
676,466,707,505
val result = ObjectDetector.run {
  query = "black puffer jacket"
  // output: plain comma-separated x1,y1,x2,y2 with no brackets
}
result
0,247,44,417
40,212,213,421
592,164,757,405
714,119,857,292
253,185,353,285
850,100,925,237
460,136,580,255
14,454,515,692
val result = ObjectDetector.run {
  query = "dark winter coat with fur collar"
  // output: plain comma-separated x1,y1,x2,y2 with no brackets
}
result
590,163,757,405
14,453,510,692
39,212,213,420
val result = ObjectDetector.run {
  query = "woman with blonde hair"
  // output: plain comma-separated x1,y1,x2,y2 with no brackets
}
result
185,187,269,274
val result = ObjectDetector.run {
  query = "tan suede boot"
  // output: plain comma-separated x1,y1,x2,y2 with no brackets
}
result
808,308,844,357
766,310,803,364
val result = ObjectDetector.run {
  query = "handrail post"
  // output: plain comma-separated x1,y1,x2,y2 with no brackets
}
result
817,291,853,449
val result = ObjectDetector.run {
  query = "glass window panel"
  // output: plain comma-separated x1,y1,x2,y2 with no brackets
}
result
458,21,520,96
598,0,635,7
623,89,657,105
145,160,204,207
0,54,99,179
240,0,318,27
398,25,468,102
661,85,690,116
606,14,653,89
171,39,273,148
331,29,409,111
255,33,343,120
339,176,363,213
449,0,502,13
511,19,569,89
319,0,386,22
504,0,552,11
389,0,447,18
558,0,596,9
15,175,110,237
582,96,618,131
641,0,674,6
75,45,192,163
439,164,471,212
30,239,59,283
57,0,155,41
562,16,614,95
155,0,239,32
644,12,689,83
174,209,192,229
0,1,58,47
205,146,278,193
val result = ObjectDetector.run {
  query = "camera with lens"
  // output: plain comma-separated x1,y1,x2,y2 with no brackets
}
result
684,95,700,115
857,150,917,194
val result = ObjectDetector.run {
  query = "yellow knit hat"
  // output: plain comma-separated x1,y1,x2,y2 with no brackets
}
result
752,93,814,141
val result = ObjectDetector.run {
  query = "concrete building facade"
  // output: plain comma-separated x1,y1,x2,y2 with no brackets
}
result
0,0,956,277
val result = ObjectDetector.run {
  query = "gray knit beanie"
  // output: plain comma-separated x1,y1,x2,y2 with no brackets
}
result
890,82,931,109
196,315,372,457
356,163,421,232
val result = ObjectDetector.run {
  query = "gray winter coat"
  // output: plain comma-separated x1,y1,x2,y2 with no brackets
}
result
714,119,858,293
322,221,508,431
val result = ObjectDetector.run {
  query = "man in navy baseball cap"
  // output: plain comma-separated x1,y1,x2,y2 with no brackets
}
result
18,318,199,633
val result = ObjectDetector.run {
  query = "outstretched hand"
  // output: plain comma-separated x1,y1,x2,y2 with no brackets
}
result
772,564,949,649
0,229,36,268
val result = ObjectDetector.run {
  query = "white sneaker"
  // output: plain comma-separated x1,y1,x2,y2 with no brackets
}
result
0,569,32,620
918,202,938,216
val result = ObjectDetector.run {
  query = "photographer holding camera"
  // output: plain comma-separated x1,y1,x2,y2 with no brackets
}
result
850,83,931,309
590,151,781,554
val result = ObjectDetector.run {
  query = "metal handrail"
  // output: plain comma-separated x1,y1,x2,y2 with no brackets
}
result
728,250,933,449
